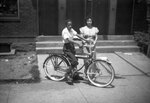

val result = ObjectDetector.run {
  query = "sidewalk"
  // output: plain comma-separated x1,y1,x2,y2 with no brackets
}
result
0,74,150,103
0,52,150,103
97,52,150,76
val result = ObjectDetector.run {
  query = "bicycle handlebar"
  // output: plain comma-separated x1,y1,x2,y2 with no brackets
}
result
76,35,96,56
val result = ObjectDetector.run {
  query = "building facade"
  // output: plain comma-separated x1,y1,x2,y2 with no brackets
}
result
0,0,148,41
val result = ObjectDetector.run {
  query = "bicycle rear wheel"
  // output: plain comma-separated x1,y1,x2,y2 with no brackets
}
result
43,54,69,81
87,60,115,87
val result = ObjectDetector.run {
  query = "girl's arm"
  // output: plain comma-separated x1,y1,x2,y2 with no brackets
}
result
93,34,98,45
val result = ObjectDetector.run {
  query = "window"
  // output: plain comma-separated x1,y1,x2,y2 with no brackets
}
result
0,0,19,21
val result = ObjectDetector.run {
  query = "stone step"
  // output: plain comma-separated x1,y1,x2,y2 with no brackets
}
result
36,40,137,47
36,46,140,54
0,37,35,43
36,35,139,54
36,35,134,42
96,46,140,53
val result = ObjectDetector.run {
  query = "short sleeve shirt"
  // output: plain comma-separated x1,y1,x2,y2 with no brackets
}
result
79,26,99,37
62,27,77,43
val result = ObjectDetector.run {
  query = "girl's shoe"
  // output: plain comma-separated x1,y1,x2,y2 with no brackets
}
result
83,74,88,81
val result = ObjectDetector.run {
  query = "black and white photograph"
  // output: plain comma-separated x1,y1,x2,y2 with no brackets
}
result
0,0,150,103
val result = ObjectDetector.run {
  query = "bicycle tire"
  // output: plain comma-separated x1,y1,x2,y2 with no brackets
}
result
87,59,115,87
43,54,70,81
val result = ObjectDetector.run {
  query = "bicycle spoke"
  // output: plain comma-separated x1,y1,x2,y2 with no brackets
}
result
50,57,55,66
97,61,112,75
51,56,66,68
87,72,100,78
51,56,58,65
44,64,51,68
43,55,69,81
57,66,68,72
87,60,115,87
58,59,63,66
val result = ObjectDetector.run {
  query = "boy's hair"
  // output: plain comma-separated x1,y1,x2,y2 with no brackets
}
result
65,19,72,26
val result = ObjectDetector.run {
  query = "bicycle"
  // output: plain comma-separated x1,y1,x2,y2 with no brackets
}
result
43,37,115,87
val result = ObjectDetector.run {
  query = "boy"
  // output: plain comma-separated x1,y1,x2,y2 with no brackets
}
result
62,19,82,84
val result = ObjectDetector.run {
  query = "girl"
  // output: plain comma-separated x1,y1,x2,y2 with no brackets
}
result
79,17,99,78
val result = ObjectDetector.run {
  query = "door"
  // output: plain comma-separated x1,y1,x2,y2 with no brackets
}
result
115,0,134,35
38,0,109,36
38,0,58,35
92,0,109,35
66,0,109,35
66,0,85,33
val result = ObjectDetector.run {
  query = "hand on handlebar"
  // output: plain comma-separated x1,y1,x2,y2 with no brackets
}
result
85,38,94,44
76,34,93,44
77,41,83,48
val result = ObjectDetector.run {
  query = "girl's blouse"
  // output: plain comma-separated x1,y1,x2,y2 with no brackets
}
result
79,26,99,37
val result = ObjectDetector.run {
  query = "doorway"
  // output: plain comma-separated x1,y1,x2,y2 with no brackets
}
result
38,0,109,36
115,0,134,35
38,0,58,35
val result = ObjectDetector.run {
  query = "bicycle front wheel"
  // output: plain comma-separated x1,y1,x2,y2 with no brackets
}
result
43,54,69,81
87,60,115,87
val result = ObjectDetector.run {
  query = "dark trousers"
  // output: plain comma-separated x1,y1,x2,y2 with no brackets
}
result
63,43,78,68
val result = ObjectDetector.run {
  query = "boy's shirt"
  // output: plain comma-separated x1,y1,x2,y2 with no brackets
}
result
62,27,77,43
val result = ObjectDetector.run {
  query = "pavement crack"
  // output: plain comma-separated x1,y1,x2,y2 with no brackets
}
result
76,85,89,103
6,85,12,103
114,52,150,77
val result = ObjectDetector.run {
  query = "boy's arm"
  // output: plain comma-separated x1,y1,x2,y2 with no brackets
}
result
67,38,82,47
75,34,90,43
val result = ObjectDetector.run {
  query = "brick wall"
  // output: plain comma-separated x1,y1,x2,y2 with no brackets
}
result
0,0,38,38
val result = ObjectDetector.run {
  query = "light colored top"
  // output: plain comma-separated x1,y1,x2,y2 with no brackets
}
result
62,27,77,43
79,26,99,37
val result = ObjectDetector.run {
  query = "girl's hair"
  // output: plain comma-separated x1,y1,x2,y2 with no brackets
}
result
65,19,72,26
86,17,93,21
84,16,93,25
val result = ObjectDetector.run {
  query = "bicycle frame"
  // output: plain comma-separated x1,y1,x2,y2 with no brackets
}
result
59,52,94,74
47,35,98,74
60,41,96,72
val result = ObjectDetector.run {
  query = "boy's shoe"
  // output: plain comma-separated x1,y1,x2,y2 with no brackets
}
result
73,72,83,80
66,75,73,85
